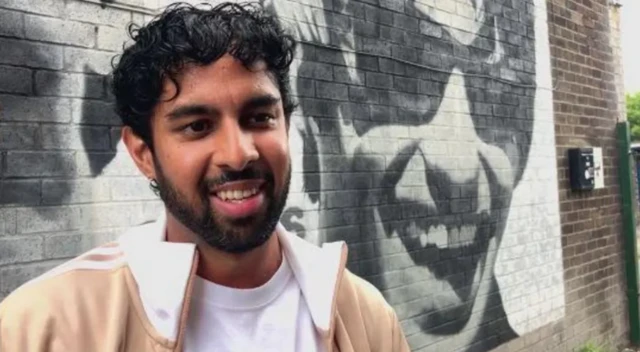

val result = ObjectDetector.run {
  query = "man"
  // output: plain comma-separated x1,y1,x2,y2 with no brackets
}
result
0,3,409,351
283,0,539,350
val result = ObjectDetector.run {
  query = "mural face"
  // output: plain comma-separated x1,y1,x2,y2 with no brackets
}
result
274,0,559,350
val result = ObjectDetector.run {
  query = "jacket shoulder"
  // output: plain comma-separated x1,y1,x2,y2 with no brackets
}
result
336,270,410,352
340,270,393,312
0,243,130,351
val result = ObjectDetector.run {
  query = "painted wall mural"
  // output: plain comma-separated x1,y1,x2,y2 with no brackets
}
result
273,0,565,350
1,0,564,350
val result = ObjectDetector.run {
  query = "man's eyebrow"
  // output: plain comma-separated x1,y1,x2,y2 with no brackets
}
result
166,104,218,120
242,95,281,110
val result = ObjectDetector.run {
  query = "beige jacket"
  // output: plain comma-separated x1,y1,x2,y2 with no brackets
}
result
0,213,410,352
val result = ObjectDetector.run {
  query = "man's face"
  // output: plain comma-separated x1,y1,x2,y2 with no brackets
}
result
295,0,535,338
150,54,291,253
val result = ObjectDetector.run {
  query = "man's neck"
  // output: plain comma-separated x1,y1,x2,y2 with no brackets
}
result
164,213,283,289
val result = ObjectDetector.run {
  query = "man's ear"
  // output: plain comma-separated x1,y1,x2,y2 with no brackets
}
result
122,126,156,180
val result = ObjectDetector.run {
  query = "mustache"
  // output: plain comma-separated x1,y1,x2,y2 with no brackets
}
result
201,167,274,189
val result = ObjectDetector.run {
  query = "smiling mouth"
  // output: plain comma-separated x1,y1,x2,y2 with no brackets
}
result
209,180,267,218
214,187,261,201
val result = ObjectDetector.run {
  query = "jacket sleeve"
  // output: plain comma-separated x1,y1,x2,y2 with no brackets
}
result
389,308,411,352
0,289,61,352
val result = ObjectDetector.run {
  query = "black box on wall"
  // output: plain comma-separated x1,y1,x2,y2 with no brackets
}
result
568,148,595,191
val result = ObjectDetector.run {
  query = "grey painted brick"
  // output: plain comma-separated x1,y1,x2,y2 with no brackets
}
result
419,79,444,96
297,61,334,81
319,9,351,31
353,18,379,38
78,202,146,229
343,0,365,19
349,86,380,103
42,179,110,205
25,15,96,48
379,25,404,45
380,91,430,110
293,77,315,98
6,151,76,177
0,95,71,123
503,7,520,21
364,4,393,26
113,0,146,6
428,38,454,56
141,201,164,222
0,9,24,38
403,31,425,49
316,82,349,101
36,71,104,98
97,26,127,52
334,66,365,85
339,102,370,120
77,152,137,177
379,58,406,75
0,0,64,17
16,206,81,234
393,13,419,32
394,76,419,93
0,260,63,299
41,125,110,151
314,46,347,66
0,236,44,265
297,98,341,118
392,45,418,62
109,177,157,201
507,32,523,46
0,66,32,94
66,1,132,28
0,180,41,206
71,99,120,126
420,20,443,38
0,208,17,236
110,127,122,150
44,233,88,260
380,0,404,13
0,123,38,150
352,55,377,72
356,37,392,56
0,38,63,70
64,47,117,76
365,72,393,89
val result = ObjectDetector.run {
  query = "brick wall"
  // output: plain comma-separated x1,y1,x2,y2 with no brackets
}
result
0,0,632,351
493,0,630,350
0,0,162,299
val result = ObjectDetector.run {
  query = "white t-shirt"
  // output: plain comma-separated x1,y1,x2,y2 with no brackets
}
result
184,255,321,352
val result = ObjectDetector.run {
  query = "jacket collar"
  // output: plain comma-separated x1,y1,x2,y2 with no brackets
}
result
118,210,348,342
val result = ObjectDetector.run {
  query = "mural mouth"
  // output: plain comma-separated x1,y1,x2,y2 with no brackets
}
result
379,141,496,313
384,195,493,305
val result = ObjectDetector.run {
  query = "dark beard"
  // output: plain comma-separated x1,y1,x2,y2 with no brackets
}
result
153,156,291,253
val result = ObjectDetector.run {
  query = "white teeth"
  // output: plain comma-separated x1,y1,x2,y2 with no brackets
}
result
216,188,259,201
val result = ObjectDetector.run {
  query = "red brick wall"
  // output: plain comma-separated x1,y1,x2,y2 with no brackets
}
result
496,0,630,350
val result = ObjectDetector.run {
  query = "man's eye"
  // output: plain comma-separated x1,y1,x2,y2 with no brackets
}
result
249,114,276,126
184,120,212,134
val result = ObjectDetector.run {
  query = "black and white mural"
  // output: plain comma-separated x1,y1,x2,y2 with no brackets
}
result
273,0,564,350
1,0,564,349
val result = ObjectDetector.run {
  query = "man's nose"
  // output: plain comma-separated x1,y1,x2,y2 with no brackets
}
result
213,118,259,171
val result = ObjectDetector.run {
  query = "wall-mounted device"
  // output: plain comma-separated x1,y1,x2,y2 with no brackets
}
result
568,147,604,191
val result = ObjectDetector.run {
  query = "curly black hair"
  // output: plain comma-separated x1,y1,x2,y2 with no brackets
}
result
111,2,297,148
